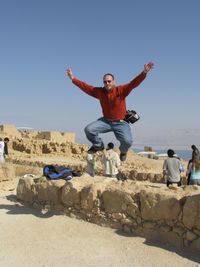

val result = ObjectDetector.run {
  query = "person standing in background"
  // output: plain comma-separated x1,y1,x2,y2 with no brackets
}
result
163,149,182,187
3,137,10,159
0,138,5,164
102,142,121,178
186,145,200,185
191,145,200,160
86,151,97,177
187,157,200,186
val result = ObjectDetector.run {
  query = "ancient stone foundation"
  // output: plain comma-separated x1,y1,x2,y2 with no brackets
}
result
0,163,15,182
17,176,200,252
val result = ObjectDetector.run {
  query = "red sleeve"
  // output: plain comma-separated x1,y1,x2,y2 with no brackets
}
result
117,72,146,97
72,78,99,98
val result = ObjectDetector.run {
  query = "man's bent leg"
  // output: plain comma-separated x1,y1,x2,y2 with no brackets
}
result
84,118,112,148
112,121,133,153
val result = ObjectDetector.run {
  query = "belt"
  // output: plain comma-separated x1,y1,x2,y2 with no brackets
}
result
106,119,124,122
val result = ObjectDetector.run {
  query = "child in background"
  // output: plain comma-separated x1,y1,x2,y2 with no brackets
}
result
86,151,96,177
102,142,121,178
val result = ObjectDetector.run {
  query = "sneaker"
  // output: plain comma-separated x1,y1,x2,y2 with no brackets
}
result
88,144,104,153
120,152,127,161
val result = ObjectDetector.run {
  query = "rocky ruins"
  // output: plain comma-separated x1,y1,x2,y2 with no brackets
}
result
1,124,200,252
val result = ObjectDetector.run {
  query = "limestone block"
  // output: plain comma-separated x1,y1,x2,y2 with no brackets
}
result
143,222,156,229
121,217,134,226
102,189,134,213
111,213,125,220
42,144,52,154
147,173,155,182
0,124,21,138
154,174,162,182
136,217,142,224
16,177,35,203
182,194,200,230
92,207,100,215
173,226,185,236
140,189,181,221
71,145,82,155
61,180,84,207
185,231,197,242
159,225,171,232
36,180,65,204
0,163,15,182
129,169,138,180
137,173,147,181
126,202,139,218
81,184,99,210
193,229,200,237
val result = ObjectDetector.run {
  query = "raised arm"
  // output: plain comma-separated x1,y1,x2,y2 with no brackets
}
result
66,68,74,80
65,68,99,98
118,62,155,97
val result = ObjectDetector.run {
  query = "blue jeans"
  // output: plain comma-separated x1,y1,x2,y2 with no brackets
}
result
84,117,133,153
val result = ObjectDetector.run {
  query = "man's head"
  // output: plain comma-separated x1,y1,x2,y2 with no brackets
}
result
191,145,197,150
103,73,115,91
4,137,9,143
167,149,175,158
107,142,114,150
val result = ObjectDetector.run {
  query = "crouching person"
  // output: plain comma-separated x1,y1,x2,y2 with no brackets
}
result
163,149,182,187
102,143,121,178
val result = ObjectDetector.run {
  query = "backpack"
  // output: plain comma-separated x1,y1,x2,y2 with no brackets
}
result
124,110,140,124
43,165,82,181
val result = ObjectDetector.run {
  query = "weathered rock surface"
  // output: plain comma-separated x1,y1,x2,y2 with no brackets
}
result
16,175,200,252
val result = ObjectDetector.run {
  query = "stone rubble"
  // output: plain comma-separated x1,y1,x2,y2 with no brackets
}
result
16,175,200,252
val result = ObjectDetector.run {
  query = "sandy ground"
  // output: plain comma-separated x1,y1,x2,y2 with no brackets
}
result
0,179,200,267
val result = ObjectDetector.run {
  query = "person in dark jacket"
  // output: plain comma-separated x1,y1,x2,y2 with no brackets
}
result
4,137,10,159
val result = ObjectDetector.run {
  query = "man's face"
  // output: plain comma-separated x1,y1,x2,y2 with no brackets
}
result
103,75,115,91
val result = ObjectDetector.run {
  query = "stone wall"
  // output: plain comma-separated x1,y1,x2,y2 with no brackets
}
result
16,176,200,252
0,163,15,182
7,158,166,184
11,139,86,157
0,124,75,144
0,124,21,138
35,131,75,143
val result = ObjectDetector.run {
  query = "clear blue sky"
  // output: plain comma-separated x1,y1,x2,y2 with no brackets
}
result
0,0,199,150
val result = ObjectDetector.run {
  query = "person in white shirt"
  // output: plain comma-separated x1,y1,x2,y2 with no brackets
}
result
102,142,121,178
163,149,182,187
0,138,5,164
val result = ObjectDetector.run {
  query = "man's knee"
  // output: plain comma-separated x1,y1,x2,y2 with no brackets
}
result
84,124,94,135
122,137,133,148
84,125,90,135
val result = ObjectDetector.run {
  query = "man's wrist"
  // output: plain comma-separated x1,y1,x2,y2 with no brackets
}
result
143,70,147,75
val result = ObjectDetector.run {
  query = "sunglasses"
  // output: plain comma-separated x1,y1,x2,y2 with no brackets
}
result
103,80,113,84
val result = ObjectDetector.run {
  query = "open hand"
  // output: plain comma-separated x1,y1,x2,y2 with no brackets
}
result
66,68,74,80
144,62,154,74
